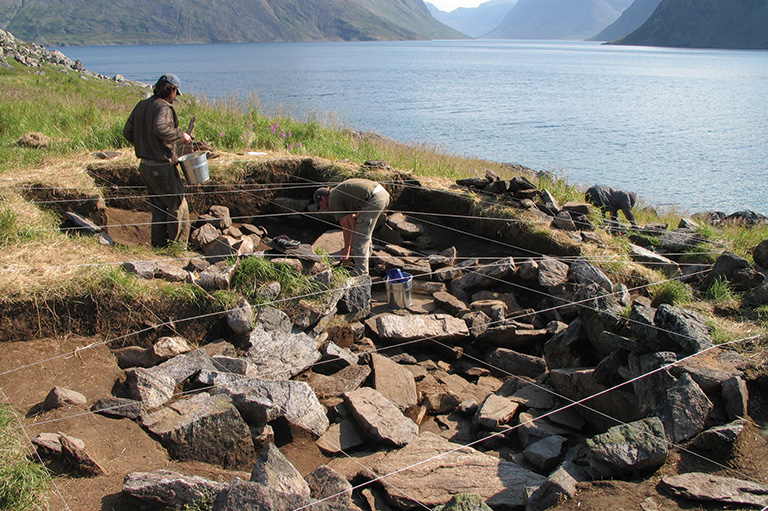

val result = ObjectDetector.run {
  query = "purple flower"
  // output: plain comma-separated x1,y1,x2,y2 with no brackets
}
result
287,131,292,138
280,132,286,139
270,122,279,134
218,132,225,137
287,143,294,150
297,142,302,148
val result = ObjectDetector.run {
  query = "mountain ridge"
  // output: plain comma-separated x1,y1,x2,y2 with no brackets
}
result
613,0,768,49
483,0,633,40
0,0,465,46
426,0,517,38
589,0,661,41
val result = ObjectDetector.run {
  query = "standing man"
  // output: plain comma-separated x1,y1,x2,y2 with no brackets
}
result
585,184,639,229
314,178,390,275
124,74,192,248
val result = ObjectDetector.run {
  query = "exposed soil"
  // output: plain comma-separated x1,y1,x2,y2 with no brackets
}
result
4,163,768,511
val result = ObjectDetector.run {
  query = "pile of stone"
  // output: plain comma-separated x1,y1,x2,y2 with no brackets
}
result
456,171,595,232
40,219,767,510
188,205,269,264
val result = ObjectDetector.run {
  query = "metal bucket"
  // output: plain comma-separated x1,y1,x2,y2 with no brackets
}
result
385,269,412,308
178,151,209,184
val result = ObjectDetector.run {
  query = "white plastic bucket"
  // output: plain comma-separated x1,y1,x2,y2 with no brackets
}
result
385,269,413,308
179,151,209,184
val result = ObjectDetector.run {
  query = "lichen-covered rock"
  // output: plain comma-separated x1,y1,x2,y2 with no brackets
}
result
584,417,668,478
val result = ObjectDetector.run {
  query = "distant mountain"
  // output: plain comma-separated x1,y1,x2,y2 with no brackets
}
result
589,0,661,41
426,0,517,38
612,0,768,49
0,0,465,46
483,0,633,40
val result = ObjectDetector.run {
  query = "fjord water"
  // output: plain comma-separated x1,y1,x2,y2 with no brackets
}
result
59,40,768,215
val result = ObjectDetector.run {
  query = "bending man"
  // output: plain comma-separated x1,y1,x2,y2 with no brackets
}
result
124,73,192,248
314,178,390,275
585,184,639,229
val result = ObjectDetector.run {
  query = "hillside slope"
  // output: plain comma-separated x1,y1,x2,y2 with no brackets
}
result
589,0,661,41
613,0,768,49
427,0,517,38
483,0,632,40
0,0,464,46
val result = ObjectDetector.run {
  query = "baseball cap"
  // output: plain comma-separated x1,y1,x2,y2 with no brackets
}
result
159,73,182,95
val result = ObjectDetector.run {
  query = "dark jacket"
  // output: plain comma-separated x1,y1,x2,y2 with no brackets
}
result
585,185,638,225
328,178,379,222
123,96,185,163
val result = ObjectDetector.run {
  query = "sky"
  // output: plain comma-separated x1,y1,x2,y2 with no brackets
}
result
427,0,489,12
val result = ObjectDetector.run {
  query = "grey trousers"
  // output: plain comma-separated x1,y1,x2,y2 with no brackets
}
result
351,187,390,275
139,162,190,248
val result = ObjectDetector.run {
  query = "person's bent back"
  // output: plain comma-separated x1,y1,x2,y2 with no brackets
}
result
585,184,638,229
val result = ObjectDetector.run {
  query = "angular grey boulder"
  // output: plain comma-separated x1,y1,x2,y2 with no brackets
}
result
125,367,176,409
659,473,768,508
250,443,310,498
486,347,547,379
198,370,329,436
42,386,87,411
653,373,713,443
213,478,355,511
123,470,227,509
371,353,418,411
584,417,668,478
371,432,545,509
654,304,713,355
244,326,321,380
343,387,418,446
374,313,469,342
141,393,256,469
305,465,354,507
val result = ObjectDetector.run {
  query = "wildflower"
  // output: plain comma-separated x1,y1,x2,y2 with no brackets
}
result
287,131,292,138
287,143,294,150
297,142,302,148
270,122,279,134
218,132,225,137
280,132,286,139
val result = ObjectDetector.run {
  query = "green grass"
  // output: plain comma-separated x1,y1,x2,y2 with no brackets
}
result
0,406,50,511
650,279,694,307
1,63,519,184
231,257,314,305
0,202,59,248
535,169,583,206
704,277,741,304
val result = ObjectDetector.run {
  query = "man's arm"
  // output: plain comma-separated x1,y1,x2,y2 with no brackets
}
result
123,110,135,145
622,205,638,228
337,213,358,261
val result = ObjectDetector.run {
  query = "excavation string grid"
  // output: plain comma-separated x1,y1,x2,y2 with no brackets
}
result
3,264,764,508
1,175,766,509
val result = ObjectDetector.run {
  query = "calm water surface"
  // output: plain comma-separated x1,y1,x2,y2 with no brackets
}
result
58,40,768,215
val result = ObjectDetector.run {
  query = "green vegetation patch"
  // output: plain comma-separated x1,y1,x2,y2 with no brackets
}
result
0,406,50,511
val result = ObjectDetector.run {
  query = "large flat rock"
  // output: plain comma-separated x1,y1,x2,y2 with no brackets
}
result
373,313,469,342
370,432,545,509
245,326,320,380
660,473,768,508
198,370,329,436
343,387,418,446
